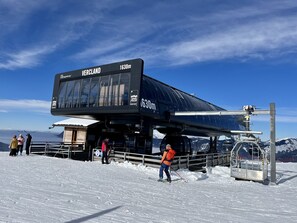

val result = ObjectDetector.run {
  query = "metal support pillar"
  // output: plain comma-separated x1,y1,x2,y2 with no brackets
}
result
213,137,217,153
270,103,276,184
209,137,213,153
209,137,218,153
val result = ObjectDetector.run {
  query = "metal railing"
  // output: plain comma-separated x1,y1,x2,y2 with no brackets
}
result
30,142,230,170
30,141,85,159
92,149,230,171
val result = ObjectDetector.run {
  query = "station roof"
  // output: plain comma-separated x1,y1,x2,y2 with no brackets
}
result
52,118,99,127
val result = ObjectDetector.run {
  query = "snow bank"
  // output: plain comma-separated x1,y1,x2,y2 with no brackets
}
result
0,152,297,222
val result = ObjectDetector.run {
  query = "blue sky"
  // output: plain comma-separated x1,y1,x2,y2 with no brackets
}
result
0,0,297,140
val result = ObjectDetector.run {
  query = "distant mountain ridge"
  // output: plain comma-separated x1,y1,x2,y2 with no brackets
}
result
265,138,297,162
0,142,9,151
153,133,297,162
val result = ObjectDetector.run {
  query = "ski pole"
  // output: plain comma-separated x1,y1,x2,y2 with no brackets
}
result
172,169,188,183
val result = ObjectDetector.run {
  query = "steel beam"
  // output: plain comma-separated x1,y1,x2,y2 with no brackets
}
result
172,110,270,116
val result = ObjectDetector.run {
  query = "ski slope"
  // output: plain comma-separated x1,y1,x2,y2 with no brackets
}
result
0,152,296,223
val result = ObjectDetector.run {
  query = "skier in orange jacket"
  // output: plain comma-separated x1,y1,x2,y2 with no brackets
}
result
159,144,176,183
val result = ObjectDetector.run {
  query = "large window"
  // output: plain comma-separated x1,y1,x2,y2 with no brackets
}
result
58,82,67,108
89,77,100,107
99,76,109,106
65,80,75,108
57,73,131,109
109,74,120,106
73,80,81,108
119,73,130,106
80,79,91,107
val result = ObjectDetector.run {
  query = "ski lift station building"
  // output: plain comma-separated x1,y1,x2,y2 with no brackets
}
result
51,59,245,154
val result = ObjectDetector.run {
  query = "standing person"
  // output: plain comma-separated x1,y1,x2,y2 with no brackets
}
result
101,138,109,164
9,135,18,156
159,144,176,183
25,133,32,155
17,134,25,155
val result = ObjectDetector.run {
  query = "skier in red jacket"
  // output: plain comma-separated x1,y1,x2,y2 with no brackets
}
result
101,138,109,164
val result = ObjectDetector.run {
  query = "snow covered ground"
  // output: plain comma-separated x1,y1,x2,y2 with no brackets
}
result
0,152,297,223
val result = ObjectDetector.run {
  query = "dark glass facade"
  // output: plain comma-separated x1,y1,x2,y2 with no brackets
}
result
140,75,244,131
141,76,223,112
57,73,131,109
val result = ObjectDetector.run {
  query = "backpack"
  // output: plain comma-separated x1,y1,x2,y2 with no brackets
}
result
165,149,176,162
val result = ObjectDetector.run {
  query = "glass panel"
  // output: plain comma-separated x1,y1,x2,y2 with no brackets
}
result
143,78,156,99
89,77,100,107
80,78,91,107
65,80,75,108
99,76,110,106
58,82,67,108
154,82,166,101
173,89,187,109
109,74,120,106
163,86,173,103
73,80,81,108
168,88,178,107
119,73,130,106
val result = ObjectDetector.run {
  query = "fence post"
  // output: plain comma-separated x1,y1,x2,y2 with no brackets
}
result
218,154,221,165
45,143,48,156
68,146,71,159
142,155,145,165
206,155,212,174
124,152,126,161
211,154,214,166
187,154,190,168
226,153,230,166
178,157,181,169
89,146,92,161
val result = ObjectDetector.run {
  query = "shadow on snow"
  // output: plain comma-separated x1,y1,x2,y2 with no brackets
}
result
276,170,297,185
64,206,122,223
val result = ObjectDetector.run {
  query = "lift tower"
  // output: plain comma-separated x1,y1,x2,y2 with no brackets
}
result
172,103,276,184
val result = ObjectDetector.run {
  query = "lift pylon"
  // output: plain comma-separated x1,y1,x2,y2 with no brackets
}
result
172,103,276,184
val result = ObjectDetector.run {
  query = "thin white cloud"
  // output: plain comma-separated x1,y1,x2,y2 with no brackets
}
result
253,115,297,123
0,1,119,70
252,107,297,123
277,116,297,123
2,0,297,69
0,0,48,34
167,15,297,65
72,1,297,67
0,45,57,70
0,99,51,113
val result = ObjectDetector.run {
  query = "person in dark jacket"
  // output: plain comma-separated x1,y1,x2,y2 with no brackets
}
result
25,133,32,155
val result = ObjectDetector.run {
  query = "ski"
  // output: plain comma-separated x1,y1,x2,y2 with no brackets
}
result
148,177,182,183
